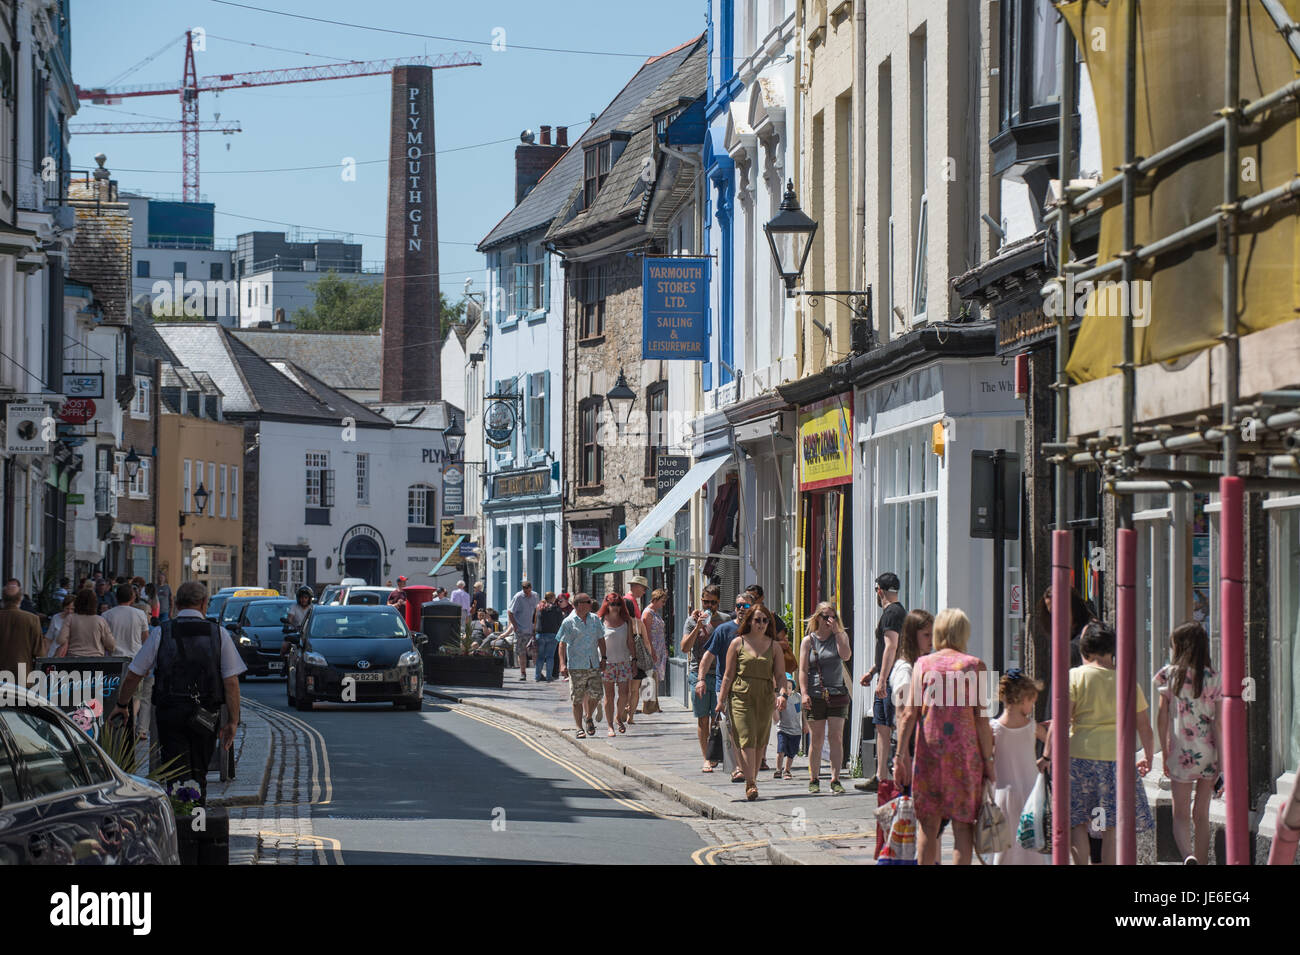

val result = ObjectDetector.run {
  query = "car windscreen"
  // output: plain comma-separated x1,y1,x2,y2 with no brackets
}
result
221,600,249,625
307,612,408,639
244,600,294,627
345,591,388,605
207,595,228,620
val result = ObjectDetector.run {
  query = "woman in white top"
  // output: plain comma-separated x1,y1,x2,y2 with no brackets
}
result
889,610,933,769
596,593,637,737
45,594,76,657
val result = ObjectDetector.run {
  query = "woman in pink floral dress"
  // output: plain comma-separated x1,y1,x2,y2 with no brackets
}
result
895,608,994,865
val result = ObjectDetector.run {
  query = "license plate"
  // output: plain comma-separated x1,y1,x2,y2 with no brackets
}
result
267,661,284,671
347,672,383,682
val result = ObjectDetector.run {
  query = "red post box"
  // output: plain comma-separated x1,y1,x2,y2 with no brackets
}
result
400,584,434,630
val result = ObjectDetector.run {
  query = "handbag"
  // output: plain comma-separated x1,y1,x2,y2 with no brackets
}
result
974,780,1012,862
875,793,918,864
706,716,724,763
1017,769,1053,854
719,712,739,774
634,631,655,673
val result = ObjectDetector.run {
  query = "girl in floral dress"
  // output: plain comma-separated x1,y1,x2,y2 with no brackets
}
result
895,608,994,865
1156,621,1222,865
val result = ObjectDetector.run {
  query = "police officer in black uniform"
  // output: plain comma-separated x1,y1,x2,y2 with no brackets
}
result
113,581,246,801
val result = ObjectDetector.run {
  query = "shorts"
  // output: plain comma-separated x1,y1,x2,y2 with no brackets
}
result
689,669,717,718
872,694,895,728
808,695,850,721
568,668,603,703
634,666,647,681
777,731,801,758
602,660,635,683
1069,757,1154,831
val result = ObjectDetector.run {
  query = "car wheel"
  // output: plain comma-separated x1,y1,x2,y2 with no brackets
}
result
401,697,422,712
295,691,313,712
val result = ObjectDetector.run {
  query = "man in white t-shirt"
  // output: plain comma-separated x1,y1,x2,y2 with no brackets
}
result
102,583,151,733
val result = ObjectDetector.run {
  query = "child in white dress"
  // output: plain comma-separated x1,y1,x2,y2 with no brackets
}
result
991,669,1051,865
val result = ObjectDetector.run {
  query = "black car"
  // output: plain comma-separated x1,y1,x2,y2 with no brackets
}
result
231,597,297,678
0,684,179,864
285,605,425,712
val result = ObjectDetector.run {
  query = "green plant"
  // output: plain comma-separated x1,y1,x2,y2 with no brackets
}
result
782,601,796,640
98,718,188,787
850,755,864,779
33,549,66,616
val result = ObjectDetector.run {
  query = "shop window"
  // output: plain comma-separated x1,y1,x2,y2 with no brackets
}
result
644,382,667,477
873,426,939,617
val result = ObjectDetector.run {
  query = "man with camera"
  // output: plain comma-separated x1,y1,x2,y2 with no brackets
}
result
112,581,245,801
681,584,729,773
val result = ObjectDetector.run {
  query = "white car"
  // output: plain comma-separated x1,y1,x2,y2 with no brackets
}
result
318,585,395,607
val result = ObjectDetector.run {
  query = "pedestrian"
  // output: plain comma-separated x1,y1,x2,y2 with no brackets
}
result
1033,584,1094,668
626,593,655,724
1155,621,1220,865
111,581,245,802
387,577,408,618
745,583,796,674
595,593,637,736
682,584,729,773
94,578,113,613
450,579,473,622
625,574,649,618
44,594,76,657
859,572,905,792
894,608,993,865
773,671,802,780
0,580,44,681
156,569,173,621
1067,620,1156,864
508,579,541,682
534,591,565,682
554,593,574,678
102,584,150,733
130,577,150,617
4,578,39,618
144,582,160,623
798,600,851,794
697,592,754,782
557,593,604,738
469,581,487,618
53,577,70,604
889,610,934,754
642,587,668,689
990,669,1050,865
715,603,786,801
57,588,117,657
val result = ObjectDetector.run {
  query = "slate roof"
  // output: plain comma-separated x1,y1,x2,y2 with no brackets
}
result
230,328,381,394
477,35,703,251
153,323,390,426
547,39,706,245
131,304,178,364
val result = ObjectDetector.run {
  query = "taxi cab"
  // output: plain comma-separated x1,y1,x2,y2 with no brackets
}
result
206,587,279,622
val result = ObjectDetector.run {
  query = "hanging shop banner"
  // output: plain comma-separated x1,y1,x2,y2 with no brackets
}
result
491,468,550,499
654,454,690,500
484,400,517,448
642,257,709,360
798,395,853,491
5,402,50,454
130,524,155,547
442,464,464,515
63,373,104,398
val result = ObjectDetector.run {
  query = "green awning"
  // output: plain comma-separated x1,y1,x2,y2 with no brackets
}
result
570,543,619,568
428,535,466,576
584,537,673,574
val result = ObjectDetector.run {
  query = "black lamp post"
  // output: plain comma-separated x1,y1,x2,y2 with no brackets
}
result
605,368,636,425
443,414,465,458
194,482,210,515
764,179,874,350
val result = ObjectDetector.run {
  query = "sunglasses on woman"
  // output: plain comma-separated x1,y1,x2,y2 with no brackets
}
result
820,612,837,621
752,616,769,625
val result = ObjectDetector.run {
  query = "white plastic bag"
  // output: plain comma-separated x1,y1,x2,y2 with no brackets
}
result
719,712,739,775
1016,770,1052,853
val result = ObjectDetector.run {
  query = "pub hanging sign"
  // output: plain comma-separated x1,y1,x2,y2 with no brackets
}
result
484,400,517,448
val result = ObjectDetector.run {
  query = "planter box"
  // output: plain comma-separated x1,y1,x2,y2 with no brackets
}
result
175,806,229,866
425,654,505,688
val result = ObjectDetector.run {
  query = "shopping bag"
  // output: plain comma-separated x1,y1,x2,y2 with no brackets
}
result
874,779,900,860
639,675,660,714
719,712,739,775
874,793,918,864
706,717,724,764
1017,769,1053,853
974,781,1012,862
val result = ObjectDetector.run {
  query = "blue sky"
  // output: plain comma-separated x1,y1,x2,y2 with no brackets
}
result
69,0,705,289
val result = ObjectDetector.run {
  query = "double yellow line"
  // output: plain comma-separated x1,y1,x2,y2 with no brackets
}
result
258,830,345,866
691,830,875,865
244,697,334,805
449,706,659,819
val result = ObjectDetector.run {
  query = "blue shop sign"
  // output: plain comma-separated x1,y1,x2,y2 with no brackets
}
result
642,256,708,360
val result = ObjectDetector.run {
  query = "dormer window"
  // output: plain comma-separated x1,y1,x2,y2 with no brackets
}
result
584,142,612,209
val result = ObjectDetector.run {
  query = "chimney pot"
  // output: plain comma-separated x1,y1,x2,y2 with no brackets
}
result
556,126,568,147
540,125,552,145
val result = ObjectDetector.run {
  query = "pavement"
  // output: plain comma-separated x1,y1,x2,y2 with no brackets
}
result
425,674,958,864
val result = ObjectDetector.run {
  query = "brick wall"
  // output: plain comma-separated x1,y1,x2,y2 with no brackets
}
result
68,181,132,326
240,420,260,586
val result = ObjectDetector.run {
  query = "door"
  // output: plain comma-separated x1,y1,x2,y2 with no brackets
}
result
343,536,381,586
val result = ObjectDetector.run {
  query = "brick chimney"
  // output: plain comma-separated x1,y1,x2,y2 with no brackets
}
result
556,126,568,147
514,130,567,206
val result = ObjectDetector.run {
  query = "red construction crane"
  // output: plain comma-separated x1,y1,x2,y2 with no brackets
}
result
76,30,481,202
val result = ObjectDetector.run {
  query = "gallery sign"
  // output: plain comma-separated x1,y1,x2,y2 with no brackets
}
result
5,402,50,454
798,395,853,491
642,257,709,360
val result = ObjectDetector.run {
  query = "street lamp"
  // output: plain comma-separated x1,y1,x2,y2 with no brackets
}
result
605,368,636,425
124,446,141,480
194,482,210,515
764,180,818,294
764,179,874,350
443,414,465,458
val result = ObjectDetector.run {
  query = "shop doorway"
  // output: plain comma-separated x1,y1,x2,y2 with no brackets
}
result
343,535,381,585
